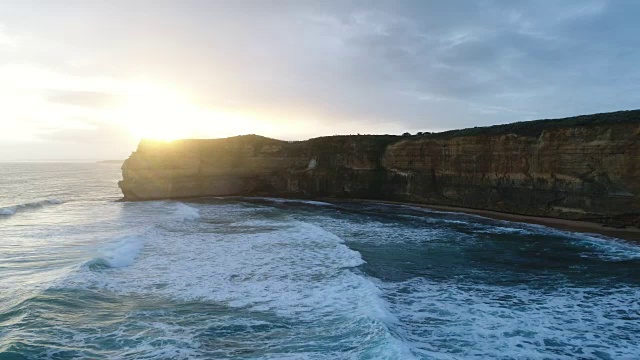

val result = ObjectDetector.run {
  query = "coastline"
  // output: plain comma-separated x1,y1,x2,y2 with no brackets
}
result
343,199,640,242
119,194,640,241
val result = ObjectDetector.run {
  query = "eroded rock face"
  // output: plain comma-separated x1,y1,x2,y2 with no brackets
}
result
120,111,640,225
382,124,640,222
119,135,399,200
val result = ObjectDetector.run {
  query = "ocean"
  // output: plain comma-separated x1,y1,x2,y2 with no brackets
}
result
1,162,639,359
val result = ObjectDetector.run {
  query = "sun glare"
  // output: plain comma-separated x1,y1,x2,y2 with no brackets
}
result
108,83,277,141
111,84,199,141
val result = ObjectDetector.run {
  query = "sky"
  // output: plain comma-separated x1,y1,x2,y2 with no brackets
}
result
0,0,639,160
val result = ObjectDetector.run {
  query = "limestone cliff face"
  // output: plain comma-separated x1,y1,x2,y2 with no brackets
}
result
120,110,640,226
382,123,640,223
119,135,398,200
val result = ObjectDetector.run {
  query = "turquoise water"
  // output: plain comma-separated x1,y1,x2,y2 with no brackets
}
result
1,163,639,359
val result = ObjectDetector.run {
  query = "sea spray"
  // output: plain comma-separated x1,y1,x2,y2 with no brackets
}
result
172,202,201,221
98,235,144,268
50,209,413,358
3,169,640,360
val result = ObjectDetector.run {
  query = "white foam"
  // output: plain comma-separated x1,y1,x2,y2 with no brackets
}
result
96,235,144,268
476,225,534,235
474,217,640,261
317,215,452,246
573,234,640,261
11,196,638,359
400,206,640,261
381,278,640,359
0,198,64,217
171,202,200,221
57,212,411,357
247,197,334,207
62,218,368,308
395,203,486,218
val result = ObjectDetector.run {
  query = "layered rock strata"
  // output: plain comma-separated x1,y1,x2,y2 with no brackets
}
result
120,110,640,226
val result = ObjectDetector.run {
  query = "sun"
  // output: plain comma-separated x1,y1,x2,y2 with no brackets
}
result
106,82,279,142
114,84,201,141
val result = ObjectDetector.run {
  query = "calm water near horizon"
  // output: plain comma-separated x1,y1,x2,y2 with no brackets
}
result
1,162,639,359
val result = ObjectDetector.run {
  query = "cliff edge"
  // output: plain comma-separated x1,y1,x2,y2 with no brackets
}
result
120,110,640,227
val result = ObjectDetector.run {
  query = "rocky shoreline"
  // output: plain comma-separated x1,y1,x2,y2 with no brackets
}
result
348,199,640,241
119,109,640,230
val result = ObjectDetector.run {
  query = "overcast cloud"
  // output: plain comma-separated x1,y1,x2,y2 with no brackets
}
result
0,0,639,160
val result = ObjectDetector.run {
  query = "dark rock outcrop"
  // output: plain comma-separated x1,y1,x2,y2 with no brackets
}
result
119,110,640,226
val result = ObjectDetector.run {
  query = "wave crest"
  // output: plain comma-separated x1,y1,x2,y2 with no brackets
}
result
0,199,64,217
89,236,144,269
172,203,200,221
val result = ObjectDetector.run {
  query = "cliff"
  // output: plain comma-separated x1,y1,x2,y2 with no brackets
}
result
119,110,640,227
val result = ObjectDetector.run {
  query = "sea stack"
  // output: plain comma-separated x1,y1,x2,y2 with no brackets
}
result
120,110,640,227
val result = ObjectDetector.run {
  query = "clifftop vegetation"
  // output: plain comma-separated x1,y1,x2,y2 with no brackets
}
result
139,109,639,149
420,109,640,139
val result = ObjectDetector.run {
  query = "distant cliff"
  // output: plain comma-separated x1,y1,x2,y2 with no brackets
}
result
120,110,640,227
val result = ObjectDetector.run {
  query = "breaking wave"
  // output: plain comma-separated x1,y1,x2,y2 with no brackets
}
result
52,210,414,358
0,199,63,217
87,235,144,269
5,193,639,359
244,197,334,207
171,202,200,221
